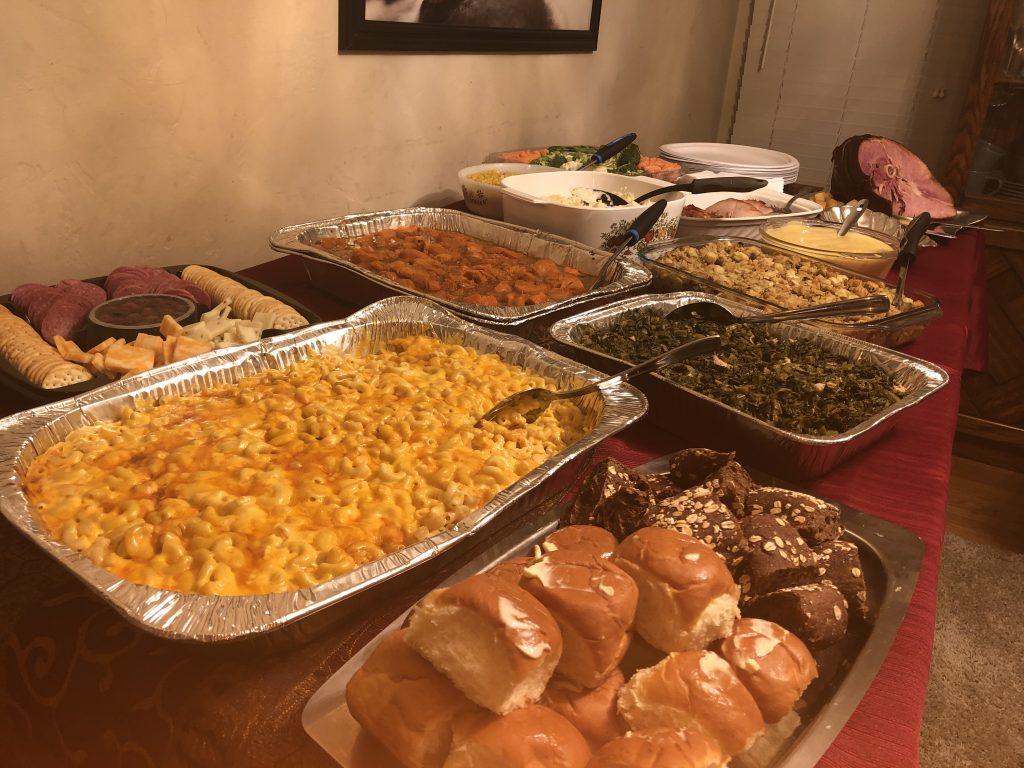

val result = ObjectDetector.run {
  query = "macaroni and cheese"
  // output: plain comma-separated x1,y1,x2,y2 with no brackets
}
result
25,335,590,596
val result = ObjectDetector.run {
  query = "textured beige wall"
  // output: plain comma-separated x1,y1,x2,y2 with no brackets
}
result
0,0,740,290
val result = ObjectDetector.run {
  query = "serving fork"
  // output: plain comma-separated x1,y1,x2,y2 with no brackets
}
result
479,335,721,424
664,294,890,326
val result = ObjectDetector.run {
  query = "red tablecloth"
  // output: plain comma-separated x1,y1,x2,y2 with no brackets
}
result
0,232,986,768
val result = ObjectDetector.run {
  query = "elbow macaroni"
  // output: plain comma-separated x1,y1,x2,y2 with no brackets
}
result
25,335,589,596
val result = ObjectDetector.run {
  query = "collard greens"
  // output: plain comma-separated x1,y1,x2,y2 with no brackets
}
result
574,309,904,436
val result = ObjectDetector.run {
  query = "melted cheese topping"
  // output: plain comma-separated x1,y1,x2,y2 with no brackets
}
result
26,336,589,596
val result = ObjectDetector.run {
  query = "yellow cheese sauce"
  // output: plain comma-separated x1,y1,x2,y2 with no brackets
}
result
768,222,889,254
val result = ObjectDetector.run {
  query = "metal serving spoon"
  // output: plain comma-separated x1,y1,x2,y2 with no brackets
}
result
665,294,890,326
479,335,722,424
837,198,870,236
777,189,812,213
592,176,770,208
893,212,932,309
592,200,667,287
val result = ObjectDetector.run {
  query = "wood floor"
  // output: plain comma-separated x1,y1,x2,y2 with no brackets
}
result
947,451,1024,554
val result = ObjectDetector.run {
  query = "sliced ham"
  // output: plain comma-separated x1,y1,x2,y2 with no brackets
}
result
830,135,956,219
682,198,777,219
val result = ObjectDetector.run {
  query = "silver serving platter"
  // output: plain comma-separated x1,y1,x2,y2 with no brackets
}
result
639,235,943,348
549,292,949,478
269,207,651,327
301,453,923,768
0,297,647,642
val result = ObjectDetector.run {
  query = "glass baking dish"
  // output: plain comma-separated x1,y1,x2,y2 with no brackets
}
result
759,219,898,279
639,235,942,348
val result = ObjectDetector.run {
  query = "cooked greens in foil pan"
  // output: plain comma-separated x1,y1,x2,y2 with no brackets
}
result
550,292,948,478
0,297,646,641
268,207,650,325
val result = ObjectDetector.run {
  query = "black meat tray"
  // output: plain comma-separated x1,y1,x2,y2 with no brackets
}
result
0,264,321,405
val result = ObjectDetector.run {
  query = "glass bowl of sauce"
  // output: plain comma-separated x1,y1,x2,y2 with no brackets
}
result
759,219,897,278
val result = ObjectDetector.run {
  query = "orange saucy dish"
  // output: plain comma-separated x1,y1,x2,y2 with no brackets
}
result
316,226,592,306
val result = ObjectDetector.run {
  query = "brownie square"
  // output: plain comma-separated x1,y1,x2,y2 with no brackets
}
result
566,458,653,540
744,581,849,648
738,514,817,596
744,487,842,544
668,447,735,488
643,484,747,567
641,472,684,502
705,461,754,515
813,540,869,620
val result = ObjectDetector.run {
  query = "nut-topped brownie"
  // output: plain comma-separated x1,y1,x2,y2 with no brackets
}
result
705,460,754,515
643,472,684,502
745,487,842,544
813,540,869,620
667,447,735,487
738,514,817,597
744,581,849,648
643,484,747,567
566,458,653,540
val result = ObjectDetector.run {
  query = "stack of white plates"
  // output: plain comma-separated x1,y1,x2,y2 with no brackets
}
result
659,142,800,184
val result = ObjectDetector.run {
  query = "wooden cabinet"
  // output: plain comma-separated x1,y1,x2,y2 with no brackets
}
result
946,0,1024,431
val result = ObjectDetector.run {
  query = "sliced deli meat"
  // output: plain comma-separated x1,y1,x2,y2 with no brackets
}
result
830,135,956,219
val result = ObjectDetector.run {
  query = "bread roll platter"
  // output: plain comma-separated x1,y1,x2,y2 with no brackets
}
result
0,263,320,403
302,450,922,768
549,292,948,479
0,297,646,640
639,236,942,348
268,208,651,333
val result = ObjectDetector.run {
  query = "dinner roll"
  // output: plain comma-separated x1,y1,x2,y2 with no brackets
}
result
719,618,818,723
587,728,725,768
618,650,765,756
346,629,487,768
442,705,590,768
521,549,639,687
542,670,627,747
487,556,534,584
613,527,740,653
406,574,563,714
543,525,619,559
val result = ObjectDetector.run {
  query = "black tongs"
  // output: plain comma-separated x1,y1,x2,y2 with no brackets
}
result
893,213,932,310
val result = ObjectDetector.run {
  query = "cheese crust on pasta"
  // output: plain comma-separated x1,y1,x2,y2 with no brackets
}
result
25,336,589,595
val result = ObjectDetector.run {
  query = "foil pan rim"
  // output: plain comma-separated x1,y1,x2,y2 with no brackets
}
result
268,207,651,325
549,291,948,447
0,297,647,642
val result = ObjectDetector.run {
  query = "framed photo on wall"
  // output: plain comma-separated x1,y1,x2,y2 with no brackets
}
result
340,0,602,53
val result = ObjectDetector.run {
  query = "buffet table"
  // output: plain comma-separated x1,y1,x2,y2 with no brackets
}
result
0,231,985,768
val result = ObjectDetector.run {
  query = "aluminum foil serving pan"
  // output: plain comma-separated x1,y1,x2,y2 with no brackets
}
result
0,297,647,642
268,207,651,328
640,235,942,348
549,292,948,478
302,454,923,768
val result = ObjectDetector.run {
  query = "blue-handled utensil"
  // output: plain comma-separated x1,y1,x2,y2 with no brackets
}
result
578,132,637,171
592,199,668,286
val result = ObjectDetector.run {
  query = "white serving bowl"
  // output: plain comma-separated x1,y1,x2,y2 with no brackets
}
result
676,188,822,239
458,163,555,219
501,171,687,250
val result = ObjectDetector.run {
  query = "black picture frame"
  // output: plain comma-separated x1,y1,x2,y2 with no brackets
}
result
339,0,602,53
